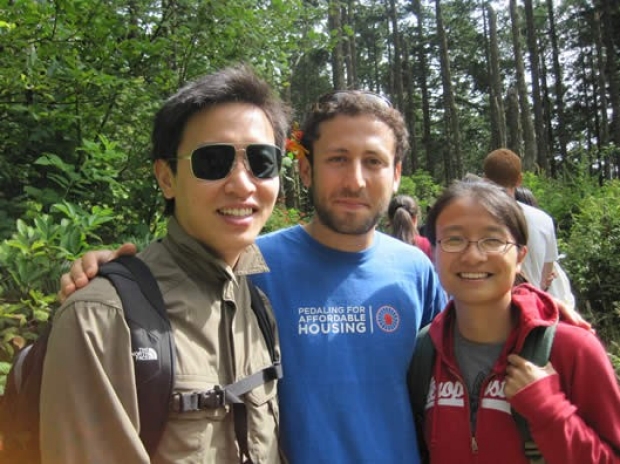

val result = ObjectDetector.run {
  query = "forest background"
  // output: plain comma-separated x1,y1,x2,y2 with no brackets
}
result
0,0,619,392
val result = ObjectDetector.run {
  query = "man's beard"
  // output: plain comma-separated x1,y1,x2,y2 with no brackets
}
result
311,187,384,235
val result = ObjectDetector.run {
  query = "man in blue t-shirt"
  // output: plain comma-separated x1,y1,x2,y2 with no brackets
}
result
252,91,445,463
59,91,446,463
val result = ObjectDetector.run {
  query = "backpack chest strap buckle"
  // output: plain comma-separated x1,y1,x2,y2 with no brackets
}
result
170,385,225,413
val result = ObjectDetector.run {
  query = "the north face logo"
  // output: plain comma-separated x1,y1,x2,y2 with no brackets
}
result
132,347,158,361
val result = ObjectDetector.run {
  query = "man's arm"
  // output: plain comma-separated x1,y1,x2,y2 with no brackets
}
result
541,261,555,290
58,243,137,302
41,295,149,463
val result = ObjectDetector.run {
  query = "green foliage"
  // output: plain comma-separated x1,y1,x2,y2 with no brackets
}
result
397,171,444,214
375,171,443,234
521,170,599,240
0,202,116,367
563,180,620,346
0,360,10,396
262,202,306,234
0,0,303,241
26,136,129,207
607,343,620,380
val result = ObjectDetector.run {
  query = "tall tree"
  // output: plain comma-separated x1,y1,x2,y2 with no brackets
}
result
509,0,537,169
524,0,549,170
539,42,557,173
436,0,463,180
488,5,507,149
505,86,522,153
388,0,405,111
343,0,358,88
328,0,346,89
402,37,419,174
547,0,568,160
600,0,620,152
593,6,610,157
411,0,434,175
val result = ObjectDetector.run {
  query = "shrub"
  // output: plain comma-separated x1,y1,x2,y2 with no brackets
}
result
262,201,305,234
397,171,444,214
521,170,599,240
0,202,116,368
563,180,620,353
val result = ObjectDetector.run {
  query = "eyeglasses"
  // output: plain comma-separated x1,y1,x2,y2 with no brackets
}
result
437,237,518,254
170,143,282,181
317,90,392,108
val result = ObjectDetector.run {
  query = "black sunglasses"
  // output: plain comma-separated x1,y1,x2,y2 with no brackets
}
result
318,90,392,108
171,143,282,181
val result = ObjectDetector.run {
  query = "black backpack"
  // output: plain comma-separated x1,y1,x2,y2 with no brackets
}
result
0,255,281,464
408,322,557,464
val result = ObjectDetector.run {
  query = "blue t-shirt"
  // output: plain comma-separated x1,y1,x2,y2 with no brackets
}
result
252,225,446,464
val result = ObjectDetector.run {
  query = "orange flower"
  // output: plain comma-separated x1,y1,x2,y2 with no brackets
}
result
285,125,309,160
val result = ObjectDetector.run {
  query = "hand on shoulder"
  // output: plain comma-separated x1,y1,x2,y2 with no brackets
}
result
58,243,138,303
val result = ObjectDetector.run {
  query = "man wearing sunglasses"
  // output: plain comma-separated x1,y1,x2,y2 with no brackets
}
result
59,91,446,462
40,65,289,463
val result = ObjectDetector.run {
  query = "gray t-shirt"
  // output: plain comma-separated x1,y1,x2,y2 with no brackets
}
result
454,328,504,431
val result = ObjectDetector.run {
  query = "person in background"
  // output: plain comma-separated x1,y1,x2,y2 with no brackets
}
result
388,194,433,260
483,149,559,290
58,90,447,463
514,186,576,311
41,65,289,464
411,179,620,464
514,186,538,209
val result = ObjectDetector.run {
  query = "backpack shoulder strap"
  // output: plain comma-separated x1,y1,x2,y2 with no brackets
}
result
408,324,435,464
108,255,168,320
247,280,276,362
233,279,281,464
98,255,175,458
409,324,435,416
513,320,558,463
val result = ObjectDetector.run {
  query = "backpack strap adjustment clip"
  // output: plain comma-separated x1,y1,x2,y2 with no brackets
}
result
170,386,226,413
200,385,226,409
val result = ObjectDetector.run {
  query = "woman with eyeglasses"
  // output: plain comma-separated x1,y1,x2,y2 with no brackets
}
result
409,180,620,464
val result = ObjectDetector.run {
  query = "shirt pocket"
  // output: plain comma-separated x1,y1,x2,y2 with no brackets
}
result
244,378,281,463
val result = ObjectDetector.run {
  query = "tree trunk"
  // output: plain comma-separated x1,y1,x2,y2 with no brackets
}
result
411,0,434,176
540,47,556,175
524,0,549,171
593,6,609,180
505,86,522,155
509,0,537,170
585,47,599,165
547,0,568,160
488,5,507,149
344,0,358,88
328,0,346,89
403,37,418,174
601,0,620,176
436,0,462,180
388,0,404,111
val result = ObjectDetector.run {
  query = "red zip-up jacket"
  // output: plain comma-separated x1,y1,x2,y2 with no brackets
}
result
423,284,620,463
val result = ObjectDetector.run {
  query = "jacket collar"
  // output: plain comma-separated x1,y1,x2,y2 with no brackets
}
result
429,284,560,368
163,217,270,285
